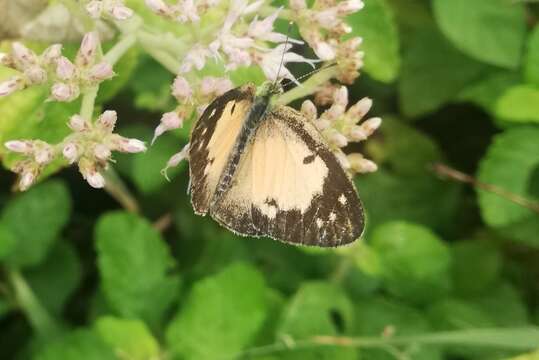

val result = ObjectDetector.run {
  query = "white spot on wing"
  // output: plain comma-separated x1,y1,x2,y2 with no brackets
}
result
329,212,336,221
316,218,323,228
259,203,278,219
209,108,216,117
339,194,347,205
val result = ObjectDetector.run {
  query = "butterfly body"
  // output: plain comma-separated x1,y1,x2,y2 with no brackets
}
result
188,83,365,247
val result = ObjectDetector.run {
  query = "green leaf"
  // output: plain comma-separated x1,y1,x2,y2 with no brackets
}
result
370,221,452,304
0,223,16,260
471,282,529,327
1,180,71,267
432,0,526,68
129,55,175,112
525,26,539,86
451,240,502,297
166,263,268,360
354,297,442,360
95,316,160,360
277,282,356,360
477,127,539,246
95,211,180,326
399,30,486,117
496,85,539,124
36,329,116,360
458,71,521,115
346,0,400,83
25,241,81,315
507,349,539,360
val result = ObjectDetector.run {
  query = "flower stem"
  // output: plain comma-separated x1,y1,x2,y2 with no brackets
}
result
80,86,99,121
7,268,61,336
275,66,338,106
102,167,140,214
104,34,137,65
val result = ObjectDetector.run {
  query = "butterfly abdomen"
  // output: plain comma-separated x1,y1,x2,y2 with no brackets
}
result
211,95,271,204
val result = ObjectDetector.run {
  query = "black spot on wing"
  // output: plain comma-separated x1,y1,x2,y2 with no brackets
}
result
303,154,316,164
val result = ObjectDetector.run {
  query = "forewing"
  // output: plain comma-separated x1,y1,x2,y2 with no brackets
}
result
210,105,365,246
188,84,255,215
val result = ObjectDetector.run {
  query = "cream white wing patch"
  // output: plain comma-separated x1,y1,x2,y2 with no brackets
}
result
210,105,364,247
188,85,255,215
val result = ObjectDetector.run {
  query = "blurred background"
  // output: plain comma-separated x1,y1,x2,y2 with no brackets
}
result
1,0,539,359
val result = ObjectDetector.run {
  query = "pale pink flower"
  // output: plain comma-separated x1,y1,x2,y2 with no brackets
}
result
86,1,103,18
247,9,298,44
348,153,377,173
0,77,23,97
175,0,199,22
259,44,318,83
347,97,372,119
110,4,134,20
5,140,33,154
145,0,171,15
162,143,190,180
41,44,62,66
69,115,90,132
56,57,76,81
19,172,36,191
94,144,112,161
86,170,106,188
171,76,192,101
51,83,80,102
87,61,115,82
300,100,317,121
97,110,117,131
63,143,79,164
77,32,99,67
34,145,54,165
111,136,147,153
179,44,212,73
12,42,37,69
152,111,184,144
200,76,233,96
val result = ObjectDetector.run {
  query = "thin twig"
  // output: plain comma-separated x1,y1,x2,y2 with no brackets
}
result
431,163,539,215
153,212,173,233
102,167,140,214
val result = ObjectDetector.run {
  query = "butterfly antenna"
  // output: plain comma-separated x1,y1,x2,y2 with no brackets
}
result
274,21,294,89
281,63,337,90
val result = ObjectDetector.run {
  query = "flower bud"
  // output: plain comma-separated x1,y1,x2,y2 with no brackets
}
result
0,52,14,68
145,0,170,14
63,143,79,164
56,57,76,81
5,140,33,154
19,171,36,191
152,111,184,144
118,138,147,153
41,44,62,65
337,0,364,14
171,76,192,100
94,144,111,160
301,100,317,121
97,110,117,131
12,42,37,69
69,114,90,132
87,61,114,82
34,145,54,165
110,4,134,20
360,117,382,136
77,32,99,67
313,42,336,61
162,143,190,180
86,170,106,188
333,86,348,107
51,82,80,102
347,97,372,121
348,153,377,173
0,77,23,97
24,66,47,84
86,1,103,18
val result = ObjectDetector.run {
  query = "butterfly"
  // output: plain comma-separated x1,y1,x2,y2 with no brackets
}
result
188,82,365,247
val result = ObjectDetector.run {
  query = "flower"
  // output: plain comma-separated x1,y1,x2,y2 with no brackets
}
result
152,111,184,144
258,44,318,83
162,143,190,180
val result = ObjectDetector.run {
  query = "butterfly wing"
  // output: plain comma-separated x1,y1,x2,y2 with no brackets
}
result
189,84,256,215
210,105,365,247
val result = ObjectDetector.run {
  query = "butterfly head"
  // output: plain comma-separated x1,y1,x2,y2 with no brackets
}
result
257,81,284,99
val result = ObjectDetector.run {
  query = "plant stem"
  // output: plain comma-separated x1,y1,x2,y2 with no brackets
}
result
80,86,99,121
7,268,60,336
227,328,539,359
432,163,539,215
275,66,338,105
104,34,137,65
103,167,140,214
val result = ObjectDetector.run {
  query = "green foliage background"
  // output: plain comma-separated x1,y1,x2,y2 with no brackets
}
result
1,0,539,359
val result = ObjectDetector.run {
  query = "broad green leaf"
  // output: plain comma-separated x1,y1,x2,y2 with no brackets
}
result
25,241,81,315
277,282,356,360
399,30,486,117
477,127,539,246
1,180,71,267
95,211,180,326
0,223,16,260
370,221,452,304
496,85,539,124
525,26,539,86
166,263,268,360
35,329,116,360
95,316,160,360
471,282,529,328
451,240,502,297
432,0,526,68
458,71,521,115
346,0,400,83
354,297,442,360
508,349,539,360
